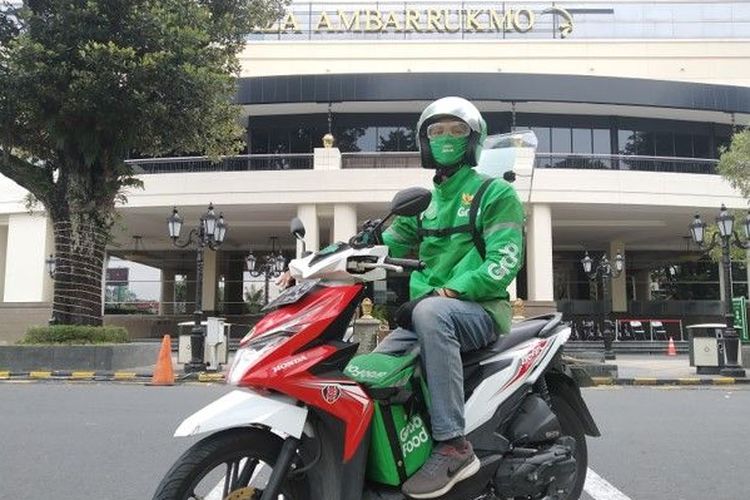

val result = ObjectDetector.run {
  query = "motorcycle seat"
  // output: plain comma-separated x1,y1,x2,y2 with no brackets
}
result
461,318,550,366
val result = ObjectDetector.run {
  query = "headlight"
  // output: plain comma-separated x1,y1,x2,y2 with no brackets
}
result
227,331,293,385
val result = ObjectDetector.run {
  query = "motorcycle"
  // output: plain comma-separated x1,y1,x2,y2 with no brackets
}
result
153,187,600,500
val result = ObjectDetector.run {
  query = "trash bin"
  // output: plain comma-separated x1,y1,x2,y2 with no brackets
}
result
686,323,726,375
177,319,231,370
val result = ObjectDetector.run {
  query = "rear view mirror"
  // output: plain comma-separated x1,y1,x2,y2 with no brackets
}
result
391,188,432,217
290,217,306,239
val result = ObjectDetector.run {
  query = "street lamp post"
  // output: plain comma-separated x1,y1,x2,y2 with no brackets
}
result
246,237,286,305
582,251,624,360
167,203,228,374
46,254,57,325
689,205,748,377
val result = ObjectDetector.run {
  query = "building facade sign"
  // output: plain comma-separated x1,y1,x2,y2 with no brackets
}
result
258,5,574,38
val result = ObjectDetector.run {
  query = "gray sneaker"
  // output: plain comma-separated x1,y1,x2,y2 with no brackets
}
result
402,441,481,499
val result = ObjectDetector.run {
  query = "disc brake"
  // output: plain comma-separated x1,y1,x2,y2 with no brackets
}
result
224,486,256,500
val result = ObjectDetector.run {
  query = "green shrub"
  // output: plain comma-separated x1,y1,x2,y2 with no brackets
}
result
20,325,130,345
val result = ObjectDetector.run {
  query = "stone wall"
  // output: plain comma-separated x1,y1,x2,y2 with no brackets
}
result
0,302,52,344
104,314,258,339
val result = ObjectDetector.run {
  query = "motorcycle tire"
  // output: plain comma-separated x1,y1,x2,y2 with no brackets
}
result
549,395,588,500
152,428,309,500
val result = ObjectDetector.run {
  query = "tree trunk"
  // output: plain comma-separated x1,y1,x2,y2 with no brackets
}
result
50,213,107,326
48,163,112,326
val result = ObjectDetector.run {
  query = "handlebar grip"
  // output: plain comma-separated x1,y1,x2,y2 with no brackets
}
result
384,257,425,270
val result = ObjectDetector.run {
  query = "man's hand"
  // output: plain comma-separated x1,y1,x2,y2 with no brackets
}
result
437,288,459,299
275,271,295,290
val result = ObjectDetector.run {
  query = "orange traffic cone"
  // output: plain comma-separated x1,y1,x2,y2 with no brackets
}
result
149,335,175,386
666,336,677,357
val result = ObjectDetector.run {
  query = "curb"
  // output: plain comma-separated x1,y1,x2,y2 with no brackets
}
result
0,370,226,384
590,376,750,386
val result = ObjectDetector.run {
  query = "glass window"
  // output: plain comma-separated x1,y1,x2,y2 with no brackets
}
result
378,126,417,151
532,127,551,153
674,134,693,157
654,132,674,157
636,131,654,156
694,134,710,158
250,128,270,154
618,130,636,155
336,126,376,152
572,128,592,154
289,127,312,153
592,129,610,155
551,128,572,153
269,129,289,154
714,133,732,157
592,129,611,168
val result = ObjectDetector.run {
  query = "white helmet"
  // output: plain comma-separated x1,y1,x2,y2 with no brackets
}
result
416,97,488,169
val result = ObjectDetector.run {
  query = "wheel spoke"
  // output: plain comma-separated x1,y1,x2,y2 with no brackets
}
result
236,458,258,489
222,461,233,498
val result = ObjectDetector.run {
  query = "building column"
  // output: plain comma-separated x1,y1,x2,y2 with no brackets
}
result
0,225,7,301
333,204,358,243
719,261,726,302
296,204,319,257
610,240,627,312
635,269,651,302
224,257,245,315
202,249,218,315
526,204,554,302
159,269,175,316
3,214,54,302
508,278,518,301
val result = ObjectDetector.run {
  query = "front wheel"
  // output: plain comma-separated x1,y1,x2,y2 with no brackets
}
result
550,395,588,500
153,428,308,500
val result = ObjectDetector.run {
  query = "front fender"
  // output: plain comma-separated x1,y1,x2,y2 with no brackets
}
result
174,389,308,438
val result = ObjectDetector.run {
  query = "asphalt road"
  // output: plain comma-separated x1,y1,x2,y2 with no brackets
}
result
0,383,748,500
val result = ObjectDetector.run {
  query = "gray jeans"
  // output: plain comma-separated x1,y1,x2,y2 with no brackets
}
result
374,296,496,441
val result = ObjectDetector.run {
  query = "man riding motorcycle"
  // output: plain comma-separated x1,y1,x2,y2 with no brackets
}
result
375,96,525,499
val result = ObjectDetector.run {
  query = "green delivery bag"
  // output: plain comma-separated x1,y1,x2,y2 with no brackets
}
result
344,352,433,486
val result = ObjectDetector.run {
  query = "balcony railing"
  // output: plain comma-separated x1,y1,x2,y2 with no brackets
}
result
126,153,313,174
341,152,421,169
124,151,719,174
536,153,718,175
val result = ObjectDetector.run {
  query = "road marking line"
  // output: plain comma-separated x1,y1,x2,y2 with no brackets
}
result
584,468,632,500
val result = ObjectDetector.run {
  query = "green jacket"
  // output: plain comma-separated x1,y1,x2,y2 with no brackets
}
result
383,166,524,334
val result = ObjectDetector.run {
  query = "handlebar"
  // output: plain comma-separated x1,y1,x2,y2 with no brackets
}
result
384,257,425,270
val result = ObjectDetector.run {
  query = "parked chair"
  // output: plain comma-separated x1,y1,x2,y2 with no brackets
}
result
629,321,647,341
651,321,668,341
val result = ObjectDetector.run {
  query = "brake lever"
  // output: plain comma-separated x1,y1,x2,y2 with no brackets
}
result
360,262,404,273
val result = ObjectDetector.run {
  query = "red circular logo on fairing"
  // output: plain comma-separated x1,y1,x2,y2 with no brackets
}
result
321,384,342,404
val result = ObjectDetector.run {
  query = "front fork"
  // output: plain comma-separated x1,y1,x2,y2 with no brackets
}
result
260,436,301,500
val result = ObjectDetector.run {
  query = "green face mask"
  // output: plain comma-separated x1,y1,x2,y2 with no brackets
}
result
429,136,467,166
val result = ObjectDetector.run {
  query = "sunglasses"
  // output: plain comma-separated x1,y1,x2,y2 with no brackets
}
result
426,121,471,139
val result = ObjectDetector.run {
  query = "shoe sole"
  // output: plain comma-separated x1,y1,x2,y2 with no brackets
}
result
405,455,481,499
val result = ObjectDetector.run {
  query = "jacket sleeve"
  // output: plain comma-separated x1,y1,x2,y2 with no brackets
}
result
443,181,524,301
382,215,419,258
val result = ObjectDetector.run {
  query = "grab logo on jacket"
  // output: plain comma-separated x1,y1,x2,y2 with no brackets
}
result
487,242,520,281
